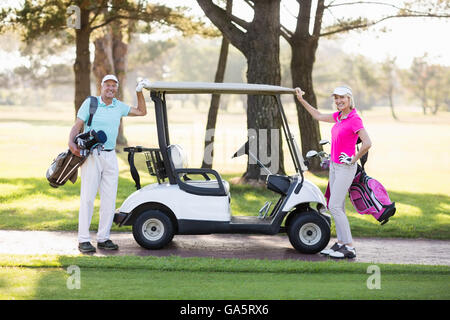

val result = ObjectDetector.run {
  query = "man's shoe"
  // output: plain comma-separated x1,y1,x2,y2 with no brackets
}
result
320,242,342,255
97,240,119,250
329,245,356,259
79,242,96,253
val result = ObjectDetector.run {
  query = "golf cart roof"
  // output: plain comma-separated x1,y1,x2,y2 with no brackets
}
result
148,82,296,95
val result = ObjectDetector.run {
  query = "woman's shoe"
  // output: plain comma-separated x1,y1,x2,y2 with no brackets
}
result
320,242,342,255
329,245,356,259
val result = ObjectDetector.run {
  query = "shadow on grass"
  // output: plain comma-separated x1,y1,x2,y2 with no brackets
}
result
0,176,137,231
1,174,449,239
346,190,450,239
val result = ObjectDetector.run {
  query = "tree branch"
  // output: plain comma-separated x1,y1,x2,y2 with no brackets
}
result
229,13,251,30
88,0,108,27
242,0,254,10
196,0,247,53
297,0,313,37
312,0,325,37
320,13,449,37
326,1,449,16
280,24,293,44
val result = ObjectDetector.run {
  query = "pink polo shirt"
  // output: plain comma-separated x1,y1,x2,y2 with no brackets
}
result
330,108,364,164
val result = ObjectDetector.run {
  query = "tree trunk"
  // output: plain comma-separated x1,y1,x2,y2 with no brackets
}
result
196,0,284,182
421,98,427,115
201,0,232,169
73,8,91,116
286,0,325,172
93,31,114,95
242,1,284,181
111,20,129,146
290,40,323,172
388,90,398,120
431,102,439,115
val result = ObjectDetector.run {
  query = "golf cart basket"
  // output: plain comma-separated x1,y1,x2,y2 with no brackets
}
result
124,146,167,189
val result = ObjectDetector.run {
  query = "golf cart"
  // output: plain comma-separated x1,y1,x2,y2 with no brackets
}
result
114,82,331,254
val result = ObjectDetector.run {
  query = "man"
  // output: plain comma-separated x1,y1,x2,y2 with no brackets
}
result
68,74,151,253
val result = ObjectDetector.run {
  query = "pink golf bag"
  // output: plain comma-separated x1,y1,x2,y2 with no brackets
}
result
324,165,396,225
348,166,396,225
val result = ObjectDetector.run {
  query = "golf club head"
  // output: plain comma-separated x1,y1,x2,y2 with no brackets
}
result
319,139,330,146
306,150,318,159
84,130,107,150
232,136,255,158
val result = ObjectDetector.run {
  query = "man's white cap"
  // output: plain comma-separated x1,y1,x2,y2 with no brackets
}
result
332,86,352,96
101,74,119,86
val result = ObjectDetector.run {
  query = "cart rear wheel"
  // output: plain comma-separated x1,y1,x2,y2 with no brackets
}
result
132,210,174,249
287,211,330,254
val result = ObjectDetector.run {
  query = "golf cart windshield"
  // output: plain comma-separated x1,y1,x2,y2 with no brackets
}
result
148,82,306,182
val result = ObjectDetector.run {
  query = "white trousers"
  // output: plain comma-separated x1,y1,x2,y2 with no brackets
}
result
78,150,119,243
328,161,357,244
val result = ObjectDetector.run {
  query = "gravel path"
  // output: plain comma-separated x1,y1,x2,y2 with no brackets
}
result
1,230,449,266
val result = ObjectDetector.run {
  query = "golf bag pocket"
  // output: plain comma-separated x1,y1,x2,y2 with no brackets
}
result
349,171,396,224
46,150,86,188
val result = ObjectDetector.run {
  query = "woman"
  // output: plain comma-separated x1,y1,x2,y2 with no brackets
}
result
295,86,371,259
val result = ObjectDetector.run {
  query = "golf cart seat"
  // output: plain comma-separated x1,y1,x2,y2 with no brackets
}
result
168,144,229,196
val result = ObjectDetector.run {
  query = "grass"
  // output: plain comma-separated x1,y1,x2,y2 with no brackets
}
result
1,254,449,300
0,104,449,301
0,104,449,239
0,173,448,239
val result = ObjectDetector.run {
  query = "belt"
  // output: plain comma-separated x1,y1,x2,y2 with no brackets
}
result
104,149,114,152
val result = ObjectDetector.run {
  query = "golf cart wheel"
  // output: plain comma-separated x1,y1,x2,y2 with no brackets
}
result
287,211,330,254
132,210,174,250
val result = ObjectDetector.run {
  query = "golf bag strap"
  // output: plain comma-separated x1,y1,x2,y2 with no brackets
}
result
356,138,368,170
127,150,141,190
87,96,98,127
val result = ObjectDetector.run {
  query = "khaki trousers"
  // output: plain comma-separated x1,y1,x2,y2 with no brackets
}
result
78,150,119,243
328,161,357,244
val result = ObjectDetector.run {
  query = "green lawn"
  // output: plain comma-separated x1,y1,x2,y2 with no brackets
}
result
1,254,449,300
0,104,449,301
0,173,448,239
0,104,449,239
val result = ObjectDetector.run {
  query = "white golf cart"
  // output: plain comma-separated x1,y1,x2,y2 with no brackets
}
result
114,82,331,254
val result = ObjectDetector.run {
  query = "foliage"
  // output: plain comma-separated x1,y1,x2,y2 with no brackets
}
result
400,54,450,114
0,0,214,41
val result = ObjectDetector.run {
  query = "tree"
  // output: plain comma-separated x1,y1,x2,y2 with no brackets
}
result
342,55,380,112
402,54,433,114
197,0,285,182
402,54,450,114
1,0,212,116
380,56,399,120
93,17,132,146
201,0,232,169
280,0,325,171
279,0,450,169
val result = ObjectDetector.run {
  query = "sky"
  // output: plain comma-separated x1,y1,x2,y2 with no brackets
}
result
163,0,450,68
0,0,448,71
